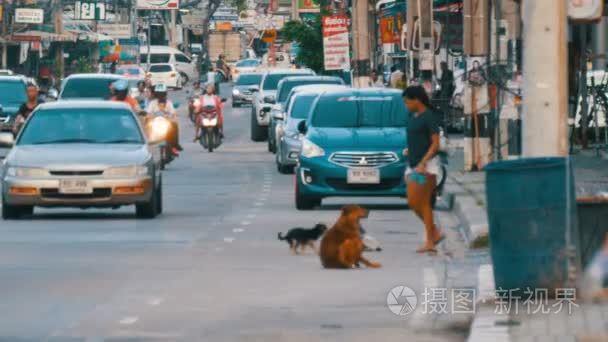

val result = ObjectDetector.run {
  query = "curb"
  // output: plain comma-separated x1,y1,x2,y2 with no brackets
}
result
448,175,489,249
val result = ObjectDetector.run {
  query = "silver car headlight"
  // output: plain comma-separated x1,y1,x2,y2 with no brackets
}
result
105,165,148,177
6,167,48,178
301,138,325,158
232,89,240,96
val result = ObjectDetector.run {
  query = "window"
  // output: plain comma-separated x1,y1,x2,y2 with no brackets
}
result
235,74,262,86
175,54,191,63
18,108,143,146
277,79,343,103
0,81,27,106
61,78,117,100
290,95,317,119
149,64,173,73
140,53,170,64
311,93,408,128
262,73,312,90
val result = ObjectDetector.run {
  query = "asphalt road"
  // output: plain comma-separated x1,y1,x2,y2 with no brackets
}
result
0,84,469,342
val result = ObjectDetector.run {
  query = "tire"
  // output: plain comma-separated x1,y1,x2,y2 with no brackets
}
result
136,183,159,219
179,72,189,85
160,146,166,170
250,109,267,142
295,182,320,210
276,149,293,174
2,198,33,220
156,178,163,214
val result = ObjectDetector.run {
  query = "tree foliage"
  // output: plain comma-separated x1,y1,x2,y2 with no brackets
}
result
282,17,324,73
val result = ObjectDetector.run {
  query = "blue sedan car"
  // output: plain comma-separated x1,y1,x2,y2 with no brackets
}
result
294,88,409,210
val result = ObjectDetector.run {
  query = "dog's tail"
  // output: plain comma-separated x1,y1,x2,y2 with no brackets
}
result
278,232,286,241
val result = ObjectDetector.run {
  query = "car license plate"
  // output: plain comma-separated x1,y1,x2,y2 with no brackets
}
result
347,168,380,184
59,179,92,194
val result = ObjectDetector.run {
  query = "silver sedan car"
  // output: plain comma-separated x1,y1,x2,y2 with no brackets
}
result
0,101,162,219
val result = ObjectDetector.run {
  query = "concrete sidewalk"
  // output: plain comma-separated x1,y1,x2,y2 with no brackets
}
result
444,144,608,342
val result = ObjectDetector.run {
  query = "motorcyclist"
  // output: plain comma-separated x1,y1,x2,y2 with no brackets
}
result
13,83,43,135
110,79,141,112
194,83,223,142
145,84,183,154
216,54,229,80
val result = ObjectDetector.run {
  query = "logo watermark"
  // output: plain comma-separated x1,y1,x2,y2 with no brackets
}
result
386,286,418,316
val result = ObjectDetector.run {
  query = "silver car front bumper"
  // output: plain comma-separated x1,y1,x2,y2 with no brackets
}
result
2,175,153,207
278,136,302,167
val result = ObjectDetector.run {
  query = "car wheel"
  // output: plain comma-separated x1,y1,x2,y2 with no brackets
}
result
295,181,320,210
250,109,267,142
176,78,183,90
179,72,189,85
136,184,159,219
155,176,163,215
2,197,33,220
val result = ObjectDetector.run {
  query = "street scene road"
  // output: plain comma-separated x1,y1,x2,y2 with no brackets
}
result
0,86,471,341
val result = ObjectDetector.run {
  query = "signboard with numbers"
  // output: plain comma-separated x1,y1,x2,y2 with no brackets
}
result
74,1,106,20
322,16,351,71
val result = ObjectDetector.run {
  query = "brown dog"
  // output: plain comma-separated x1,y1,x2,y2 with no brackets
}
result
319,205,382,269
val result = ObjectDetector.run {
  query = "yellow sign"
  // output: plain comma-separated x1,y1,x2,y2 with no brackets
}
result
262,29,277,43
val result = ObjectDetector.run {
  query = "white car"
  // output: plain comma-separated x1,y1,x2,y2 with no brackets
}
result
251,68,314,142
231,58,261,80
140,45,198,83
147,64,183,89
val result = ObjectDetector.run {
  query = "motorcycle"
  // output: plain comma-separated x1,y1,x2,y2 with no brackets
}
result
198,105,222,152
145,114,177,170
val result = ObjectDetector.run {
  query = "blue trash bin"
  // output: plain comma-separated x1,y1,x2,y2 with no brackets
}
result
485,157,579,296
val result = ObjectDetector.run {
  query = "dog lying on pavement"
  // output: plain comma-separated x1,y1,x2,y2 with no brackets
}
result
319,205,382,269
278,223,327,254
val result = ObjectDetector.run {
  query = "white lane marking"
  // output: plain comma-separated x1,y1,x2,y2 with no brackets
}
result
215,247,224,252
233,228,245,233
148,297,163,306
246,213,256,219
241,221,251,226
254,202,264,206
224,237,235,243
119,316,139,325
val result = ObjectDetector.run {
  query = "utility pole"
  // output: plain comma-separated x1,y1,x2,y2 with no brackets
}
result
1,0,7,69
291,0,298,20
406,0,419,80
521,0,568,157
463,0,490,171
53,0,64,79
352,0,370,88
169,9,177,48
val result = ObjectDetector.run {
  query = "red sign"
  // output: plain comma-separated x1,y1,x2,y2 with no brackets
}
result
322,16,350,71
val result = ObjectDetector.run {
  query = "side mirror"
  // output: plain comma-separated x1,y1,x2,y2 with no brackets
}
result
221,98,228,103
0,132,15,147
273,111,284,120
47,88,58,101
263,95,276,104
297,120,307,135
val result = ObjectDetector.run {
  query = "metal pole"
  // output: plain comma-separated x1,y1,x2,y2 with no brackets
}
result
579,26,589,149
352,0,371,87
147,11,151,69
1,0,7,69
494,0,502,160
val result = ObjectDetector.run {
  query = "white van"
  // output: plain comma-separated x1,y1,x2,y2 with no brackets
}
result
140,45,198,83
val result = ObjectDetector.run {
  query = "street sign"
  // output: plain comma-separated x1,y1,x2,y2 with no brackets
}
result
262,29,277,43
74,1,106,20
97,23,132,39
568,0,603,22
15,8,43,24
322,16,351,71
136,0,179,10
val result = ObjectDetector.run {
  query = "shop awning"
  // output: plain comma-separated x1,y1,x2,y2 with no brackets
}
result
11,30,77,42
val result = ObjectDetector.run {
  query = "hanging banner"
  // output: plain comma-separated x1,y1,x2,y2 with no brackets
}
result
136,0,178,10
97,23,132,39
322,15,350,71
15,8,44,24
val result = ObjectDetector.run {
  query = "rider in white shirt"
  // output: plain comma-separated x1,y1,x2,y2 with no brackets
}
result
145,84,182,152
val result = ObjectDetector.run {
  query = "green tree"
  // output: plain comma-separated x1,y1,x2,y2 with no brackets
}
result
282,17,324,73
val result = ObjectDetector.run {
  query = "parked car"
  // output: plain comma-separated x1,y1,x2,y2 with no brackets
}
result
231,58,261,80
268,76,345,153
251,68,315,142
59,74,124,100
232,73,262,107
115,65,146,79
294,88,408,210
0,101,163,219
275,84,346,174
147,63,183,89
140,45,197,83
0,76,27,133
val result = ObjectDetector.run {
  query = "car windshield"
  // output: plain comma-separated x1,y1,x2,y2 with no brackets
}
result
150,65,172,72
236,74,261,86
61,78,117,100
18,108,144,145
311,94,408,128
116,68,141,76
0,81,26,106
277,79,342,103
262,73,311,90
290,95,317,119
236,59,259,67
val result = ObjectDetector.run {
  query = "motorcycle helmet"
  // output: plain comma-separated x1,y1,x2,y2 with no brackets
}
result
112,79,129,100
